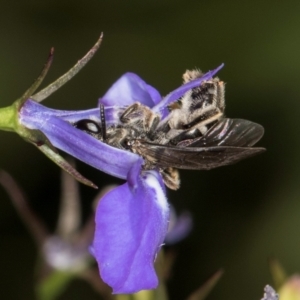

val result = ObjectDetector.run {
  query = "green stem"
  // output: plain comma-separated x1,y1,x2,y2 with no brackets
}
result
0,104,18,131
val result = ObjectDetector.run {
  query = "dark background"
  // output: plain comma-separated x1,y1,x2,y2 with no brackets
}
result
0,0,299,299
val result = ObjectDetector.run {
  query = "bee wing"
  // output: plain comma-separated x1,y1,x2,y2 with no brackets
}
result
185,118,264,147
133,141,265,170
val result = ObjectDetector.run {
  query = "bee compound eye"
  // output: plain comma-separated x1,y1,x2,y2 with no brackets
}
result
74,119,101,134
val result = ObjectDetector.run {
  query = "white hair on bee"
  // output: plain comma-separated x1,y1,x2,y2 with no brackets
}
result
165,69,225,135
182,68,203,83
72,68,265,190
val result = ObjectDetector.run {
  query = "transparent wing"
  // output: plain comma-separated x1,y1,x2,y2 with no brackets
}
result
133,140,265,170
181,118,264,147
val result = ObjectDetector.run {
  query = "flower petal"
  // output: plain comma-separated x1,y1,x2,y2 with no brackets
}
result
19,100,140,179
99,73,161,107
153,64,224,118
165,208,192,245
92,160,169,294
58,106,125,127
22,100,124,126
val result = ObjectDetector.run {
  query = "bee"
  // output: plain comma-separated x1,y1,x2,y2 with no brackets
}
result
74,69,265,190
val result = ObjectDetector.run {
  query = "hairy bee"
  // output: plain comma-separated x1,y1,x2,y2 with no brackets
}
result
74,69,265,190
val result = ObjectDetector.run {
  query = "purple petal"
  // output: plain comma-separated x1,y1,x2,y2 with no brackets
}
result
99,73,161,107
93,161,169,294
22,100,124,126
164,208,192,245
152,64,224,117
58,106,126,127
19,100,140,179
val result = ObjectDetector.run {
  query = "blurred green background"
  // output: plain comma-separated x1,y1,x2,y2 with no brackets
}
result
0,0,299,299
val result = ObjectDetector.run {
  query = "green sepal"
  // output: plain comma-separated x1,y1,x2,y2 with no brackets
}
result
269,258,288,290
36,270,75,300
32,33,103,102
115,291,156,300
0,35,103,188
186,269,223,300
37,143,98,189
0,48,54,132
0,103,19,132
16,48,54,108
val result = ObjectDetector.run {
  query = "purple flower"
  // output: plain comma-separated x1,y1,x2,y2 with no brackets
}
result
19,65,223,293
165,206,193,245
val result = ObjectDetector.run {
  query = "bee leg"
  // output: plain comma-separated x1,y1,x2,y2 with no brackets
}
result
121,102,160,134
120,103,141,123
193,110,223,134
216,80,225,112
106,127,130,149
160,167,180,190
169,128,200,145
147,114,160,136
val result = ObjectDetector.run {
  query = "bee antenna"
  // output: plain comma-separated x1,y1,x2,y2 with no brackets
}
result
99,104,107,141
